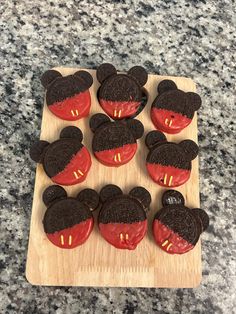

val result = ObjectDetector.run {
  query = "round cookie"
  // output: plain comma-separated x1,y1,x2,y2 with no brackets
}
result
42,186,99,249
90,113,144,167
41,69,93,121
98,185,151,250
145,130,199,187
30,126,91,185
96,63,148,119
153,190,209,254
151,80,201,134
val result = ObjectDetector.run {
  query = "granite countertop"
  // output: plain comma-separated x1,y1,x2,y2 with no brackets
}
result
1,1,235,313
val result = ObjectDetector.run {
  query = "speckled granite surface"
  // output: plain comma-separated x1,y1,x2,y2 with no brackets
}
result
1,0,235,313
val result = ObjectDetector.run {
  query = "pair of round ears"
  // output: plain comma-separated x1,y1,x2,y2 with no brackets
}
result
41,69,93,89
96,63,148,87
145,130,199,161
100,184,151,211
89,113,144,140
42,185,100,211
157,80,202,111
30,126,83,163
162,190,209,231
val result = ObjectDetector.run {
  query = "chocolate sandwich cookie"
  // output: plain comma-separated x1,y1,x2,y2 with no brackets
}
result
151,80,202,134
30,126,91,185
42,185,99,249
98,185,151,250
41,69,93,121
145,130,199,187
153,190,209,254
90,113,144,167
96,63,148,119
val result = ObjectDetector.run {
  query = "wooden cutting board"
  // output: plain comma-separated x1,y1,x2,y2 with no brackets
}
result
26,68,201,287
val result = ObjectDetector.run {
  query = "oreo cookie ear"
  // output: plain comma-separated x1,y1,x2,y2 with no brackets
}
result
89,113,110,133
128,66,148,87
157,80,177,94
129,187,151,212
192,208,209,232
42,185,67,207
186,92,202,111
96,63,117,84
60,126,83,142
162,190,185,207
179,140,199,161
77,189,100,211
41,70,62,88
100,184,123,203
30,140,50,163
125,119,144,140
145,130,167,150
74,70,93,89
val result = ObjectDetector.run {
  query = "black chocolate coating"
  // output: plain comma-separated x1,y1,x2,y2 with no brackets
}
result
147,143,192,170
154,205,202,245
92,121,136,152
43,198,92,234
99,195,146,224
43,139,83,177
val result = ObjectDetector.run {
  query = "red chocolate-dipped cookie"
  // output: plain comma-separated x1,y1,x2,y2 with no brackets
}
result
153,190,209,254
151,80,201,134
90,113,144,167
98,185,151,250
96,63,148,119
145,130,199,187
42,185,99,249
30,126,91,185
41,69,93,121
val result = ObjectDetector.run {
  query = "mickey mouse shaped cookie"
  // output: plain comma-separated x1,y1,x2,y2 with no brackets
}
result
151,80,201,134
98,185,151,250
42,185,99,249
145,131,199,187
153,190,209,254
97,63,148,119
90,113,144,167
30,126,91,185
41,69,93,120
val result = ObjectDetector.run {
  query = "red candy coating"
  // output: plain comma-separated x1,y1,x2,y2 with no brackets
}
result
151,108,192,134
100,99,140,119
99,220,147,250
46,218,94,249
51,146,91,186
94,143,137,167
146,163,190,187
49,91,91,121
153,220,194,254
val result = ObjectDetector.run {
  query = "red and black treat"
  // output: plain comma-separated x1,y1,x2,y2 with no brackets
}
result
151,80,202,134
89,113,144,167
98,185,151,250
145,130,199,187
41,69,93,121
42,185,99,249
96,63,148,119
30,126,91,185
153,190,209,254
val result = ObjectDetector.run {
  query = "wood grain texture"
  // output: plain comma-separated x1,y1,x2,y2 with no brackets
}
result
26,68,201,287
